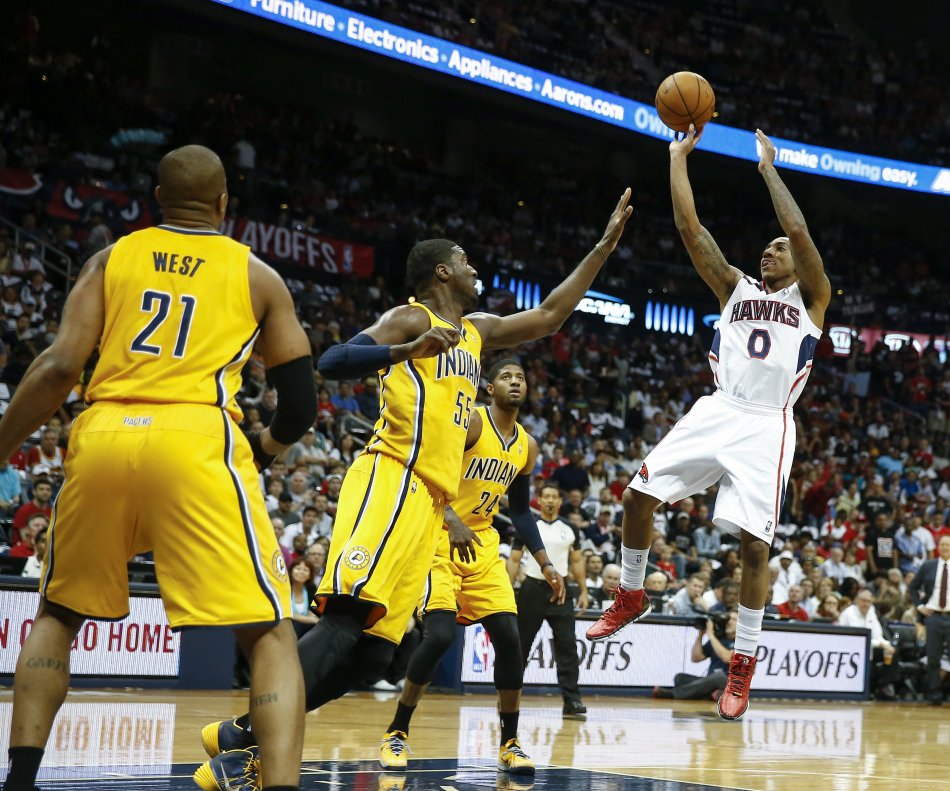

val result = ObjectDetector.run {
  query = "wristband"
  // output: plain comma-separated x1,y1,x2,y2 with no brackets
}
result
246,431,277,470
594,242,609,262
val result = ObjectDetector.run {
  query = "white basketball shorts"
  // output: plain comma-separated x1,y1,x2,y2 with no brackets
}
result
629,390,795,544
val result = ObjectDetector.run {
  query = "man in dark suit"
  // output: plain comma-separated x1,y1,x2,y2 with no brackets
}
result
909,535,950,705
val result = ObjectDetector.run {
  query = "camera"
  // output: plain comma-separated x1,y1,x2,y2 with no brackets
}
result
693,611,730,638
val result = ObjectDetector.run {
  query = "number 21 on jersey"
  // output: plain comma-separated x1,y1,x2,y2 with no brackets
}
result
130,289,197,358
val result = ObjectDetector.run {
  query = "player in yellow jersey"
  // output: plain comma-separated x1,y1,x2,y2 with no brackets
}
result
201,190,633,781
0,146,317,791
379,359,562,775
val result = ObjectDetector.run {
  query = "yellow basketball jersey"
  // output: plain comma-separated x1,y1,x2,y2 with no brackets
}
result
86,225,258,421
366,303,481,500
452,406,530,531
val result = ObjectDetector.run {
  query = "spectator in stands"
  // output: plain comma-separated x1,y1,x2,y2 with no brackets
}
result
355,375,380,421
775,584,810,622
823,544,855,584
8,513,47,559
10,475,51,544
841,547,866,584
268,490,300,527
0,460,21,517
329,381,363,418
814,594,841,622
692,516,722,560
770,550,805,603
323,473,343,515
800,578,817,617
285,470,314,508
866,512,898,578
644,571,671,614
305,541,328,587
315,388,336,435
27,428,65,481
284,426,328,477
551,451,590,496
271,518,293,572
584,507,618,557
280,505,322,550
330,433,360,467
288,557,318,638
703,578,739,614
592,563,621,610
585,553,604,592
839,590,895,661
896,519,927,576
20,525,47,578
667,574,707,615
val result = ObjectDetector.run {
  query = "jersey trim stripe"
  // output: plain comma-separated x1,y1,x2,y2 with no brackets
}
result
332,453,380,594
420,569,433,613
405,361,425,470
485,407,518,451
221,412,283,621
351,466,412,597
215,328,260,407
773,410,789,527
367,367,393,453
784,363,813,408
156,224,222,236
40,476,67,598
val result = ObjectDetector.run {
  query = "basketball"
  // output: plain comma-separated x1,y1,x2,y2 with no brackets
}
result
655,72,716,133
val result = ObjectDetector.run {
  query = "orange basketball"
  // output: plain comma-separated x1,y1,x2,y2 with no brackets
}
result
655,72,716,133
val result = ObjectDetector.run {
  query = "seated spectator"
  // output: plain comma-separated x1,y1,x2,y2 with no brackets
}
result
799,578,817,617
284,427,328,477
838,590,894,660
841,547,866,584
653,612,736,701
820,509,857,544
770,549,805,603
591,563,621,610
330,381,363,418
704,578,739,613
821,544,850,583
774,584,810,622
550,451,590,497
323,473,343,515
355,375,380,421
9,514,47,558
644,571,671,614
668,574,708,616
263,476,285,511
330,433,361,467
585,553,604,591
305,541,328,587
0,461,21,517
11,476,52,544
288,557,318,638
656,544,679,580
693,518,722,560
20,525,48,578
285,470,314,508
582,486,621,523
268,490,301,527
271,518,293,571
814,594,841,623
865,512,898,578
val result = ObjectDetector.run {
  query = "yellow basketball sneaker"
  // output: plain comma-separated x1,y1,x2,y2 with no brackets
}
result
378,772,407,791
379,730,411,769
497,738,535,775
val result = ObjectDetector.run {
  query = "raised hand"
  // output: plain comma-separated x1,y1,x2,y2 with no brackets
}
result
756,128,776,173
669,123,704,157
404,325,460,360
597,187,634,255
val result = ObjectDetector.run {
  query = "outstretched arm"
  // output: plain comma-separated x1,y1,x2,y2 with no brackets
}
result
670,125,742,309
467,189,633,350
756,130,831,321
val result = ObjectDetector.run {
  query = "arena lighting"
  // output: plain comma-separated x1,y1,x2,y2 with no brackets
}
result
208,0,950,196
644,300,695,337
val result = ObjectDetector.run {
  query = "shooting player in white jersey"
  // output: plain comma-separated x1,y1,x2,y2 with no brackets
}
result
587,127,830,721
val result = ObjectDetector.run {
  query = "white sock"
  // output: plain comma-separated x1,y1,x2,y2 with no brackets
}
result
734,604,764,656
620,545,650,591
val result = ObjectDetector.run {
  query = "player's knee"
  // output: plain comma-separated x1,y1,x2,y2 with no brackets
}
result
358,636,397,681
422,611,457,654
742,536,770,567
485,615,524,689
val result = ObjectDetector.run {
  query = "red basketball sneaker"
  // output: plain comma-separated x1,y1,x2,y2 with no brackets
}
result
585,587,652,641
718,653,757,720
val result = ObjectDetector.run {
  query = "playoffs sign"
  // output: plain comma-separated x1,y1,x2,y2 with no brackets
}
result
221,218,375,277
0,590,180,677
462,620,868,695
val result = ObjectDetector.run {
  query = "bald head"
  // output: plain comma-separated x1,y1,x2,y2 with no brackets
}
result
156,145,227,219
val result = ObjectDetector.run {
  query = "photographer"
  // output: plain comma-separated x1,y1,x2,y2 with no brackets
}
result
653,611,736,700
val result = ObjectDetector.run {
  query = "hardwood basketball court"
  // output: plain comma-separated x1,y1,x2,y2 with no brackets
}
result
1,689,945,790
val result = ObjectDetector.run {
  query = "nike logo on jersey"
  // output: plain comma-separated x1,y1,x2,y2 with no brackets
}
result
729,299,800,327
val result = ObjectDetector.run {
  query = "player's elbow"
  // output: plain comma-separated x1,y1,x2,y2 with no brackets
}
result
38,349,85,387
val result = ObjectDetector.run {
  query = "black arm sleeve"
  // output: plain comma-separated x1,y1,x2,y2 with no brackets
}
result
267,355,318,445
317,333,394,380
508,474,545,555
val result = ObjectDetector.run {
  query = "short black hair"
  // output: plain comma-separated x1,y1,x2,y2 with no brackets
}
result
539,482,561,497
302,506,318,515
487,357,524,384
405,238,460,295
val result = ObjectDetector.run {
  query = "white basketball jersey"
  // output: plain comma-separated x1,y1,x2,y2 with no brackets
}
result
709,277,822,408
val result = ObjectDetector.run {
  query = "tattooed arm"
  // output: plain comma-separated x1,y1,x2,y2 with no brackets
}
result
670,125,743,309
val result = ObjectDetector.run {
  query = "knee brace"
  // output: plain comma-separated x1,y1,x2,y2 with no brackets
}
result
406,610,457,685
483,613,523,691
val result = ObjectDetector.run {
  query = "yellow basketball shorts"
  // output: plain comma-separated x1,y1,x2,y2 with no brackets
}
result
419,526,517,624
41,402,291,628
315,452,445,644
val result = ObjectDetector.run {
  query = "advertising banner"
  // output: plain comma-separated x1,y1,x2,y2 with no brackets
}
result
221,217,375,277
0,590,180,677
462,619,868,695
208,0,950,196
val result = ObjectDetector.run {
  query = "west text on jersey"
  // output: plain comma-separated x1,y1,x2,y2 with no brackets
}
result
462,456,519,487
729,299,800,327
435,347,481,387
152,251,205,277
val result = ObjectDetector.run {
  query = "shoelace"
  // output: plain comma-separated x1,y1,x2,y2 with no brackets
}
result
383,734,412,756
242,755,262,790
503,740,529,759
726,663,751,697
